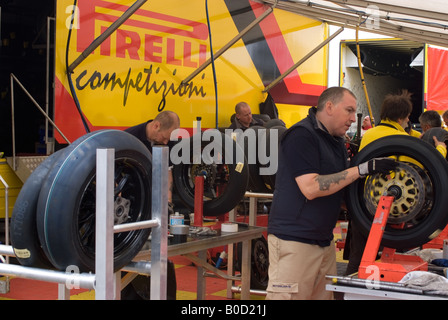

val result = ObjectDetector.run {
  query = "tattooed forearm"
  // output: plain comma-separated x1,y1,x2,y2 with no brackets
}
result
315,170,349,191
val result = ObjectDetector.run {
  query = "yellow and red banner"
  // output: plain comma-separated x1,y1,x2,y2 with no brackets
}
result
425,45,448,111
55,0,328,143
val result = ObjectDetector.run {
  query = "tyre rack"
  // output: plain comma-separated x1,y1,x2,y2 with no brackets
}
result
0,146,169,300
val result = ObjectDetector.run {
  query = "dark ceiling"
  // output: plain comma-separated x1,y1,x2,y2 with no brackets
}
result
0,0,55,156
1,0,55,83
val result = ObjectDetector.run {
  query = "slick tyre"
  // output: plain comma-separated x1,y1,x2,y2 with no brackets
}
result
347,135,448,249
121,260,177,300
36,130,153,272
172,131,249,215
10,132,95,268
10,149,66,268
235,236,269,290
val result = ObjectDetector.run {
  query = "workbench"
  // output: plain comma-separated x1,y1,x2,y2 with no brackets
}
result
134,223,266,300
326,283,448,300
326,275,448,300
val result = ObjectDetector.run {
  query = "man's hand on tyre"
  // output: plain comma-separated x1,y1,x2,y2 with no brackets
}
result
358,157,399,177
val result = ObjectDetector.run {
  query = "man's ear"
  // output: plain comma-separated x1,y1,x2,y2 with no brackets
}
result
325,101,334,115
153,120,161,131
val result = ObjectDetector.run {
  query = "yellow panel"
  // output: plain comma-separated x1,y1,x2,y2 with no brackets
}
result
276,104,311,128
0,160,23,219
55,0,327,139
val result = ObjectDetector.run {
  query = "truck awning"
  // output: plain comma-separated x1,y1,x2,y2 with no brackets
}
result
257,0,448,48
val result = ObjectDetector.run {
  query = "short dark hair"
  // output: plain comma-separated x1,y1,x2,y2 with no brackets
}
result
235,102,250,114
154,110,180,130
419,110,442,128
442,109,448,120
316,87,356,111
380,90,413,121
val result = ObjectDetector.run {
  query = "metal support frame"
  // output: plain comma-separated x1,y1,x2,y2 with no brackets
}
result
45,16,56,155
8,16,57,160
149,146,169,300
95,148,117,300
0,146,169,300
0,175,9,258
0,263,96,291
329,0,448,22
0,175,10,294
10,73,70,171
358,195,427,283
260,0,448,48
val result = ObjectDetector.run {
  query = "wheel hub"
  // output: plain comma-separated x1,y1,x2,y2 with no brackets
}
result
114,196,131,225
363,162,425,224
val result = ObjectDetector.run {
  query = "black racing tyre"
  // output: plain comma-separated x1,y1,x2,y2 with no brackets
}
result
421,128,448,160
10,131,96,268
36,130,153,272
250,236,269,290
243,127,270,193
247,159,270,193
246,125,265,132
421,127,448,146
172,131,249,215
347,135,448,249
260,126,287,191
235,236,269,290
121,260,177,300
10,150,66,268
264,119,286,129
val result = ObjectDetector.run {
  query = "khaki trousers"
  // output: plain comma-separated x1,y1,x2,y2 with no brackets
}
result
266,234,336,300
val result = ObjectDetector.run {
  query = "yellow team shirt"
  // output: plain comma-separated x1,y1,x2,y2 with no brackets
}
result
409,128,421,138
359,119,447,158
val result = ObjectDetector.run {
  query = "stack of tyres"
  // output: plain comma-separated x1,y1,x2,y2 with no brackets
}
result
10,130,153,272
347,135,448,249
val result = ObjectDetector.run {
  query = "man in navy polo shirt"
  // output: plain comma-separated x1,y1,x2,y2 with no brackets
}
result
125,110,180,206
266,87,398,300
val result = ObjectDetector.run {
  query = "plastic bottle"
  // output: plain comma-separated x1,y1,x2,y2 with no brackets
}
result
170,212,184,226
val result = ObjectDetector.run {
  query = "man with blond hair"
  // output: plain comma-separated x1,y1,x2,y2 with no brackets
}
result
228,102,264,130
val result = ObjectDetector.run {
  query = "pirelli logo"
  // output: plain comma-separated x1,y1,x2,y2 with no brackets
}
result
75,0,209,67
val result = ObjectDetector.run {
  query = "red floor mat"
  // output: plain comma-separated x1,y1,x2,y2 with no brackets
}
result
0,255,236,300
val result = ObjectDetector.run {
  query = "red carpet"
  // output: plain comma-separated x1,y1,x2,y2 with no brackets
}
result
0,223,345,300
0,255,238,300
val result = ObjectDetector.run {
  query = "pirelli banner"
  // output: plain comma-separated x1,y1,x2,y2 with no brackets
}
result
55,0,328,143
